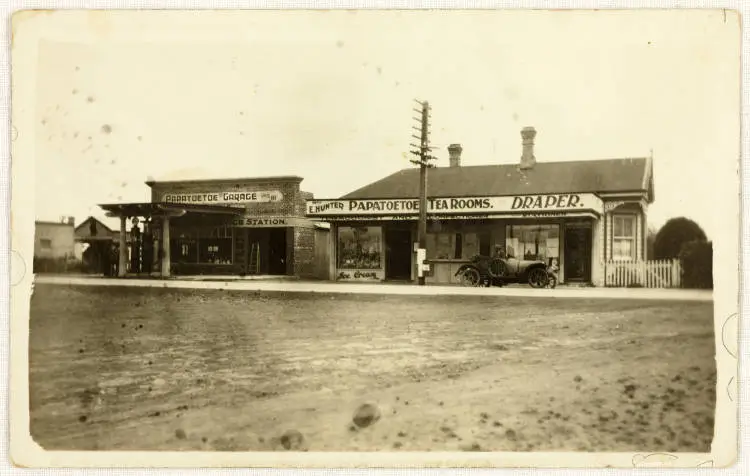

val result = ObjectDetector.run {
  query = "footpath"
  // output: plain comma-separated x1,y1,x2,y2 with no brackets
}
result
35,275,713,302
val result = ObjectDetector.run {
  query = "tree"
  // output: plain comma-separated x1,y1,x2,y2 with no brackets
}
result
679,240,713,289
653,217,708,260
646,226,657,260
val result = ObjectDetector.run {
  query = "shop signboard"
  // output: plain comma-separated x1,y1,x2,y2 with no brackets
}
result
317,212,599,222
231,216,315,228
306,193,604,218
335,269,384,281
161,190,284,205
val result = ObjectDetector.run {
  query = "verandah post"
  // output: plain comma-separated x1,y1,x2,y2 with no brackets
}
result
118,215,127,277
161,215,171,278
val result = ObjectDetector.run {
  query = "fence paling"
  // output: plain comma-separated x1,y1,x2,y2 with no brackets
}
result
604,259,682,288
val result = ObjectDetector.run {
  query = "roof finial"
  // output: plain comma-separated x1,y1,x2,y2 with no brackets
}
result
649,148,654,160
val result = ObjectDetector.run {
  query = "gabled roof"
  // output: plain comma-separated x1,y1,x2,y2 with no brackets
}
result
75,216,114,235
342,158,654,203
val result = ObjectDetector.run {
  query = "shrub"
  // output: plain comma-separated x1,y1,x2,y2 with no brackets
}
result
679,240,713,289
646,227,657,259
33,256,83,274
654,218,708,260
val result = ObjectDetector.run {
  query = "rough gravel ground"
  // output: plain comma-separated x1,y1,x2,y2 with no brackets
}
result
29,284,715,452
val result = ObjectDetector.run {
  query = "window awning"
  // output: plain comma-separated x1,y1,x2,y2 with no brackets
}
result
99,202,245,218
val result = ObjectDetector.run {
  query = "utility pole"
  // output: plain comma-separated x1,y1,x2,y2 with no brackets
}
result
409,99,436,285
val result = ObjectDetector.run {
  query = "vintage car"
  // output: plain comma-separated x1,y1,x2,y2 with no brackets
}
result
454,254,550,288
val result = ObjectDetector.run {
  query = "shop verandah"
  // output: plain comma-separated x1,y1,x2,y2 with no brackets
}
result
98,202,244,278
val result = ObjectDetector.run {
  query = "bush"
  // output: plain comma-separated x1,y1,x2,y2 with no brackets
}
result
654,218,708,260
679,240,713,289
33,256,83,274
646,227,657,259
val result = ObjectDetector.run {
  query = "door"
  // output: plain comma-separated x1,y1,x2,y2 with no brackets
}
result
564,226,592,282
385,229,412,280
268,228,288,275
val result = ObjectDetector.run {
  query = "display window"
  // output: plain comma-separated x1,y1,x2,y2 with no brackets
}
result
426,230,487,260
198,227,233,264
170,226,233,265
171,229,197,263
505,224,560,262
338,226,382,269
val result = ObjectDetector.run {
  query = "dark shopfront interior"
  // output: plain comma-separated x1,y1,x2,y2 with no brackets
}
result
563,225,592,282
98,201,314,278
385,227,412,280
244,227,289,276
112,223,304,278
166,217,292,277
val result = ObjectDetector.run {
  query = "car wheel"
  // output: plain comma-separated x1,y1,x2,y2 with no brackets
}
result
459,268,481,287
527,268,548,288
488,259,506,278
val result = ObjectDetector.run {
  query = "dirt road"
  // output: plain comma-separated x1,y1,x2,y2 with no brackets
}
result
29,284,715,452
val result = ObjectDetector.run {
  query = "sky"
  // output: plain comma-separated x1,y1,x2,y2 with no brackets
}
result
29,10,740,239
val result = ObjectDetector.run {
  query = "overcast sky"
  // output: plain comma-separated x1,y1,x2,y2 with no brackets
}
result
31,10,739,239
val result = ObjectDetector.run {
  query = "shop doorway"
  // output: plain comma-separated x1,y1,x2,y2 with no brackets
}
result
385,228,412,280
564,226,592,282
268,228,288,275
246,228,288,276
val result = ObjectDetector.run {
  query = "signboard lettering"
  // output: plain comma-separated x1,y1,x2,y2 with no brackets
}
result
162,190,283,205
229,216,316,228
511,194,581,210
232,217,288,227
337,270,382,280
307,193,602,217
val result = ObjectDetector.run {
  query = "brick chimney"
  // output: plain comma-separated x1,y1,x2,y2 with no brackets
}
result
447,144,463,168
519,126,537,170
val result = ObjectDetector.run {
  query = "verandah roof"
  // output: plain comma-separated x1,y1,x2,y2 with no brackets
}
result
98,202,245,218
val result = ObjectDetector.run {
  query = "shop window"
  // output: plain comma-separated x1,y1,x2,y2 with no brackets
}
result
171,239,198,263
40,238,52,249
426,231,481,260
506,225,560,263
338,226,382,269
612,215,636,261
463,233,479,259
170,227,234,265
426,232,454,260
198,226,234,264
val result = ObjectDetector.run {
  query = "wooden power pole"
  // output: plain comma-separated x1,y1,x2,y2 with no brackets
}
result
409,99,436,286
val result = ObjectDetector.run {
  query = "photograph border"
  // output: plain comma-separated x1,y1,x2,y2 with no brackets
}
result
6,6,742,469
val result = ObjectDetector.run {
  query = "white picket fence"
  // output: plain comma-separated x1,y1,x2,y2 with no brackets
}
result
603,259,682,288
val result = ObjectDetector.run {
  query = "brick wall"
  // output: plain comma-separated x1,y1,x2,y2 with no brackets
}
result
151,178,318,277
297,191,314,216
293,226,316,278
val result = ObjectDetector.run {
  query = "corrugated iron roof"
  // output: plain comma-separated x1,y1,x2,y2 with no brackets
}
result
342,158,653,200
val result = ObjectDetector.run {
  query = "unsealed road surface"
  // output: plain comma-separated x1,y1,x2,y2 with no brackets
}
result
29,285,716,452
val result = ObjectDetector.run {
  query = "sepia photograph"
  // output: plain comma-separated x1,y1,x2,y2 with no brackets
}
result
10,8,740,468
